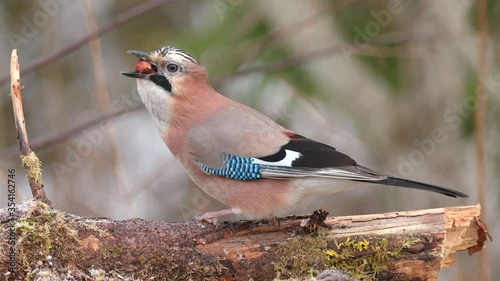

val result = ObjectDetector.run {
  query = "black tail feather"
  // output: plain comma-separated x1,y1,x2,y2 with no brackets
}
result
373,177,468,198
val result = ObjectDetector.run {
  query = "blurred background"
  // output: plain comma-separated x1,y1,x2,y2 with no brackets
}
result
0,0,498,280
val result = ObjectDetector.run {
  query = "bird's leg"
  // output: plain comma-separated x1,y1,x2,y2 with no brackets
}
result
196,209,234,225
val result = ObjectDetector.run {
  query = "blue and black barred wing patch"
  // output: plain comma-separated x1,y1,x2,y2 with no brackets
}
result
196,154,263,180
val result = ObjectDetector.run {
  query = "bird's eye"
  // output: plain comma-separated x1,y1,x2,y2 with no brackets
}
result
167,63,179,73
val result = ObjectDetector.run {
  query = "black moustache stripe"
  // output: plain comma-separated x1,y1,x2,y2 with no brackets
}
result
149,74,172,93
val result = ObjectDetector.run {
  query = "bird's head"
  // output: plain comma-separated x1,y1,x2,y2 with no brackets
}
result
122,46,208,95
122,46,211,129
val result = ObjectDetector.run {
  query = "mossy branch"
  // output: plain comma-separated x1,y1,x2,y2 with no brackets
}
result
0,201,489,281
9,49,51,205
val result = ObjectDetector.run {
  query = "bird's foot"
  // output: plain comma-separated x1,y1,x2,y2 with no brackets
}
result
301,209,331,233
195,209,234,226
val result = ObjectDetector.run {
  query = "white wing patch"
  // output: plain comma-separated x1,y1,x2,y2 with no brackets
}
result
252,150,301,167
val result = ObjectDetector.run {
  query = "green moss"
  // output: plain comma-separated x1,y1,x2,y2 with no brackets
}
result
274,235,421,281
274,236,328,279
15,202,81,277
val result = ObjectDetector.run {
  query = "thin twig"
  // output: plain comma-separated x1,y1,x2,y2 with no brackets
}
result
0,0,175,86
475,0,489,280
10,49,51,205
10,53,29,156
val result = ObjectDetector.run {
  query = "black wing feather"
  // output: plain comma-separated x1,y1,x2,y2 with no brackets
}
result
257,134,356,168
371,177,468,198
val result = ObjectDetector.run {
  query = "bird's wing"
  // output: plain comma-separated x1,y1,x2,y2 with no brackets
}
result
188,105,385,181
251,133,387,181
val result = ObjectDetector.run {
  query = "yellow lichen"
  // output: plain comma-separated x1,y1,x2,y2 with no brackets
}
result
326,237,420,281
336,237,370,252
324,249,339,259
275,235,420,281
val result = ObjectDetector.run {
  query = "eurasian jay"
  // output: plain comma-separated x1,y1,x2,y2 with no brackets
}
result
122,46,468,224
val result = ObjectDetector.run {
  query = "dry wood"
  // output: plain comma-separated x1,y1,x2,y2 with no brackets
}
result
0,201,488,281
9,50,51,205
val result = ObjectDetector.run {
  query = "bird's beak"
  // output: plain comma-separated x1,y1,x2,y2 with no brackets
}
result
121,50,157,79
127,50,149,60
121,71,148,78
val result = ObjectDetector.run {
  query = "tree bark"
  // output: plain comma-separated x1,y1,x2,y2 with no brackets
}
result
0,201,488,281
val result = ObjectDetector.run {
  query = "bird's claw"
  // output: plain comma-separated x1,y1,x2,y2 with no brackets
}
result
195,214,219,226
195,209,234,226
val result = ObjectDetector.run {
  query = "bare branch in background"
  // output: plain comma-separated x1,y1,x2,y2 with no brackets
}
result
213,44,348,87
0,0,175,86
475,0,490,280
0,105,142,159
238,0,359,67
10,50,51,205
84,0,133,209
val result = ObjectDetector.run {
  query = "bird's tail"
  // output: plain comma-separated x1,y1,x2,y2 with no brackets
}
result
372,177,468,198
